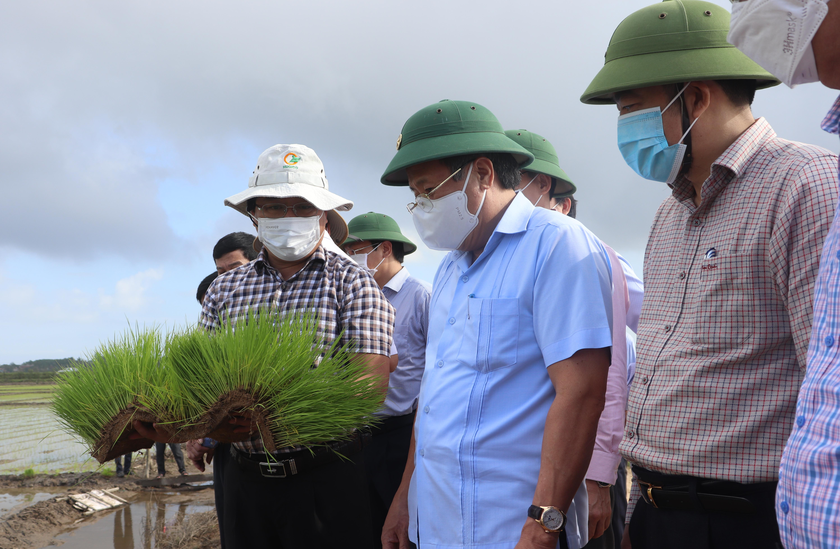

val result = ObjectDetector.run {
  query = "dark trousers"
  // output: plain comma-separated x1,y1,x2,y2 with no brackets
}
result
220,444,373,549
114,452,131,474
612,458,628,547
214,443,228,548
364,414,414,549
629,468,783,549
155,442,187,475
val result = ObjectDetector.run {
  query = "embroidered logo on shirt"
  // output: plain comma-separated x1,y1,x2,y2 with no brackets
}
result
701,247,718,271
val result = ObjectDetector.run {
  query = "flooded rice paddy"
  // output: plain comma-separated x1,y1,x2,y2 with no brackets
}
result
0,405,99,474
54,492,215,549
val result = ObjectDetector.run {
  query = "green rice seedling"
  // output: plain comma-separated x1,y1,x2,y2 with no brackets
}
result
23,468,35,478
51,326,170,463
160,307,385,452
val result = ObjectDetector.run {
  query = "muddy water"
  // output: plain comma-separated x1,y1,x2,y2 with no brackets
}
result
49,491,215,549
0,490,54,518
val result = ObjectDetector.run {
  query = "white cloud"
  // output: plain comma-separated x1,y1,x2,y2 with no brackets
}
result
99,268,164,312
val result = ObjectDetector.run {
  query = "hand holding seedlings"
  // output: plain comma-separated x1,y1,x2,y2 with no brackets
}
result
130,420,174,443
185,439,214,472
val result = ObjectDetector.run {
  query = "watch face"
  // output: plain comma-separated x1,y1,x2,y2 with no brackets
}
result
542,508,564,531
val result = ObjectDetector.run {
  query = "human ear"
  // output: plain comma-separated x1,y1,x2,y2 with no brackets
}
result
685,82,712,120
473,157,495,190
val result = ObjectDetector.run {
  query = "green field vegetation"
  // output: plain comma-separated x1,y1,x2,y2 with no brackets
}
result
0,372,58,383
0,384,56,404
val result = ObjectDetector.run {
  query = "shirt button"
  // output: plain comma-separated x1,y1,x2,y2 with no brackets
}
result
796,415,806,427
448,317,456,325
780,501,790,514
420,449,425,457
424,406,430,414
437,360,444,368
825,335,835,348
664,325,671,333
627,430,635,439
641,376,649,385
693,219,702,226
461,275,469,282
678,271,686,280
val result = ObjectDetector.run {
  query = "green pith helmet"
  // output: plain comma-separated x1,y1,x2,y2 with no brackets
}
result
580,0,778,104
504,130,576,197
381,100,535,185
344,212,418,255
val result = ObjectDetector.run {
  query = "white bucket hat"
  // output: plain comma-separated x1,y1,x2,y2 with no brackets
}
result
225,144,353,245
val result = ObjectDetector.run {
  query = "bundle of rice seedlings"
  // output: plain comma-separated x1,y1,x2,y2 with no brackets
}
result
52,326,173,463
159,307,385,452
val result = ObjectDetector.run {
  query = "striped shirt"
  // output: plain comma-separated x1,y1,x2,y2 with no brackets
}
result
777,95,840,549
201,245,395,453
622,118,838,518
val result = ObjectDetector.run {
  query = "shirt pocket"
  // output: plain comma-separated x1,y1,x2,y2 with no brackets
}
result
475,298,520,372
689,252,755,346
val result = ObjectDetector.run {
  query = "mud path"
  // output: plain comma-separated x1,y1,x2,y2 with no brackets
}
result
0,455,220,549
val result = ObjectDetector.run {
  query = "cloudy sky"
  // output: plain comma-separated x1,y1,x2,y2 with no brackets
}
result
1,0,837,364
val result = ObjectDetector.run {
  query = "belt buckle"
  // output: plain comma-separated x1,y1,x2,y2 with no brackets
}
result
638,481,662,509
259,459,297,478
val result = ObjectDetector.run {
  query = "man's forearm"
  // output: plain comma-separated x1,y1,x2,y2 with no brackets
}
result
353,352,391,394
533,384,606,510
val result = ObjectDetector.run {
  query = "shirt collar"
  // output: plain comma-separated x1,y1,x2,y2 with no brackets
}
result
254,245,327,279
494,191,534,235
821,95,840,135
670,117,775,205
383,266,410,292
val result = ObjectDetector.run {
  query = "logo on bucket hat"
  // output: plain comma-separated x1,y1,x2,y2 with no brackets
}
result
223,144,354,245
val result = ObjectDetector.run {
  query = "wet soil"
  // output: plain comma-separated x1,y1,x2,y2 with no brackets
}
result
0,453,220,549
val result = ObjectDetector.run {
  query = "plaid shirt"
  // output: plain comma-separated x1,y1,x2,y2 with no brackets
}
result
201,245,395,453
622,118,838,519
777,95,840,549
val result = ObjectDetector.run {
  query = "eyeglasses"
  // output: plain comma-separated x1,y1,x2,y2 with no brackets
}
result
406,166,465,215
345,242,381,255
253,202,321,218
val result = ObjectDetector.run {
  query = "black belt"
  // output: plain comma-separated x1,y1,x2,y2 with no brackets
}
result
231,432,367,479
633,466,776,514
369,411,415,435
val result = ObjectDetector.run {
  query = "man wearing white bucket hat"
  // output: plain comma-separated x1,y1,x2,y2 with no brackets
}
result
161,144,394,548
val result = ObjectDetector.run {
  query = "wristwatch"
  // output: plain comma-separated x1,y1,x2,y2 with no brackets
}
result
527,504,566,533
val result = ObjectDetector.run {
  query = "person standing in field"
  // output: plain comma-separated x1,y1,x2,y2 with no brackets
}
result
343,211,431,549
380,99,620,549
580,1,838,547
727,0,840,545
506,128,642,549
135,143,394,549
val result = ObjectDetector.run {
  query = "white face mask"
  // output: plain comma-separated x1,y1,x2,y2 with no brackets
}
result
411,163,486,251
256,213,323,262
349,243,385,274
516,173,542,207
728,0,828,88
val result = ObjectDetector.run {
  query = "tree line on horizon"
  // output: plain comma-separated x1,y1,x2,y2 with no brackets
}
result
0,358,89,374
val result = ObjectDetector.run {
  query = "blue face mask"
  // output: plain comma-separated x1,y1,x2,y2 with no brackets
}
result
616,84,700,185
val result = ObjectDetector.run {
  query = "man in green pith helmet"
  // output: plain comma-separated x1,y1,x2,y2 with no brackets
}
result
379,99,624,549
504,129,578,216
729,1,840,546
342,212,431,549
507,128,644,549
581,1,838,548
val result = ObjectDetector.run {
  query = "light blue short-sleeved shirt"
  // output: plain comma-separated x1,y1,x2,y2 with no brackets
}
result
409,193,614,549
380,267,432,417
